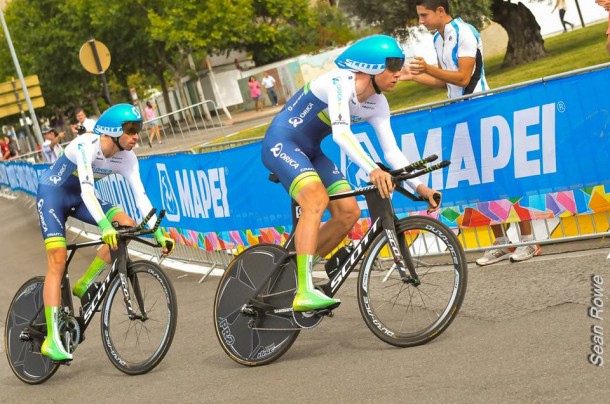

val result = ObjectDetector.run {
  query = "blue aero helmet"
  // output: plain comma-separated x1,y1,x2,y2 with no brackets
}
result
93,103,143,138
335,35,405,76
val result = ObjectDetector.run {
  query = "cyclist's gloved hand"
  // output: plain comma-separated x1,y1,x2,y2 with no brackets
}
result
154,228,175,256
416,184,441,213
98,218,118,250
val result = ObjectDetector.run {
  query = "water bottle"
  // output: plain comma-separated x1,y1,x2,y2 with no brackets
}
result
325,245,353,278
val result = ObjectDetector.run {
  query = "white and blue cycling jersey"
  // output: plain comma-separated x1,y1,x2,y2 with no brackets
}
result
262,69,421,198
37,133,154,249
433,17,488,98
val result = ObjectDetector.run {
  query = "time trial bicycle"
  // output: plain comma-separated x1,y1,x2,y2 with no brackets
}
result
214,155,468,366
4,209,178,384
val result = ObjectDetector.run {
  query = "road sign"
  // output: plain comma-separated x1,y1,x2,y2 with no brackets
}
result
0,75,45,119
0,75,38,95
0,96,45,118
0,85,41,106
79,40,111,74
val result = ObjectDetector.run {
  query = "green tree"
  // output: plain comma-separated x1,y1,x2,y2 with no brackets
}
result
0,0,106,117
85,0,174,117
341,0,549,67
145,0,253,120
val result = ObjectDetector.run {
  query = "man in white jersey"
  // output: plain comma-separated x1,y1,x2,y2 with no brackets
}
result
400,0,488,98
262,35,440,312
36,104,175,361
403,0,541,265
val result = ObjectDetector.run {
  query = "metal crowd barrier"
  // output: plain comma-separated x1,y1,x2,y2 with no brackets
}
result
136,99,229,147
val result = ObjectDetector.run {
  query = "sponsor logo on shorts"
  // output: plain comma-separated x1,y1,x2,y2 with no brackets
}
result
49,208,64,229
288,102,314,127
270,143,299,169
49,163,68,184
37,199,48,232
289,117,303,128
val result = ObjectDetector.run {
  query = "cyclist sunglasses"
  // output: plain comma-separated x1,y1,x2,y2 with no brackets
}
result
385,57,405,73
122,121,143,135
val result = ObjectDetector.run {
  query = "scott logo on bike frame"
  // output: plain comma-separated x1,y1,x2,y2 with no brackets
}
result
83,259,118,323
329,216,381,292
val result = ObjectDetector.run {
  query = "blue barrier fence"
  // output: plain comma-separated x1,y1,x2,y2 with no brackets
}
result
2,65,609,249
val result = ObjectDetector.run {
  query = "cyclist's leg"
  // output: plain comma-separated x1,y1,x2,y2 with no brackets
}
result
37,185,73,361
293,181,340,311
312,152,360,257
261,137,339,311
71,202,136,297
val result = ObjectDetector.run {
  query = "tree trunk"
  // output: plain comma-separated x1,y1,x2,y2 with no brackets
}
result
155,67,177,125
491,0,547,67
172,68,194,126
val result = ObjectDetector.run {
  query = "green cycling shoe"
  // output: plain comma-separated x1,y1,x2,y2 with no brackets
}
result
293,289,341,312
41,306,73,362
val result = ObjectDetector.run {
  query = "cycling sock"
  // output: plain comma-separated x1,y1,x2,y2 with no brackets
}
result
72,256,106,298
41,306,72,361
296,254,315,293
294,254,340,311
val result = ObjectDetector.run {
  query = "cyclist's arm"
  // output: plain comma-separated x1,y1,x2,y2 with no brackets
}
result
326,74,378,175
367,107,422,191
75,141,108,225
119,153,156,227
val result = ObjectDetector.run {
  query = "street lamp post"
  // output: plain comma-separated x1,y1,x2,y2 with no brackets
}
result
0,10,43,145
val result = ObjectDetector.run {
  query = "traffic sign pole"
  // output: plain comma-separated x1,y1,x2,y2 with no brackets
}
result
88,39,112,105
11,80,32,140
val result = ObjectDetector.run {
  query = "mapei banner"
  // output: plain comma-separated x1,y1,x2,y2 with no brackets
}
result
325,66,610,216
2,66,609,248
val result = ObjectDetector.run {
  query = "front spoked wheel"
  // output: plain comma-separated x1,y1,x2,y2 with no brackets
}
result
101,261,177,375
214,244,300,366
358,216,467,347
4,277,60,384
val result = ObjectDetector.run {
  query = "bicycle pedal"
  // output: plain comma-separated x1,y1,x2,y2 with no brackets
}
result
313,301,341,317
51,359,73,366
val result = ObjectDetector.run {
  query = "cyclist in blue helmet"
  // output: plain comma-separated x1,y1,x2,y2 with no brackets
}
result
36,103,175,361
262,35,441,312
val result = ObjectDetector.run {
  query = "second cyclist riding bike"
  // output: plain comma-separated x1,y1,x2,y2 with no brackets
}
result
214,155,468,366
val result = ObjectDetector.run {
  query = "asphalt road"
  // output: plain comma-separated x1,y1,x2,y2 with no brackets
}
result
1,193,609,403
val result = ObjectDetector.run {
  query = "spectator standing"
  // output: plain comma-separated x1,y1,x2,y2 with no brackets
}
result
248,76,263,112
552,0,575,33
145,101,163,147
262,71,278,106
7,133,18,158
0,136,11,160
402,0,540,265
401,0,488,98
71,107,96,136
41,126,64,164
